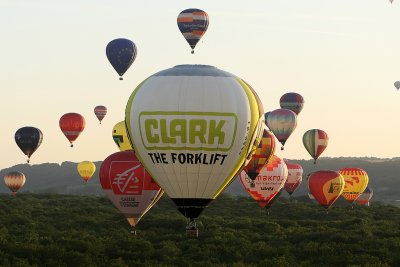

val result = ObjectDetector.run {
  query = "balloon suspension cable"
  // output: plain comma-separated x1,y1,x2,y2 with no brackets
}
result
119,77,123,80
130,225,136,235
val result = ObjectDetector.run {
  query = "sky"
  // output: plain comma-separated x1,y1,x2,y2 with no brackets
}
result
0,0,399,169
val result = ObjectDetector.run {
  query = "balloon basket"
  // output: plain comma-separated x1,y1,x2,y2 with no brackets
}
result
119,77,123,81
250,182,255,188
130,226,137,235
186,220,198,238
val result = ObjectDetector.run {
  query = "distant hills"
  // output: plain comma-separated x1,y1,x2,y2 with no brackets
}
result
1,157,399,205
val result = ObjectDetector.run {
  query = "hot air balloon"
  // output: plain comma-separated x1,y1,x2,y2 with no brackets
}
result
240,155,288,209
284,161,303,196
94,106,107,124
308,170,345,210
59,113,85,147
125,64,264,236
356,186,373,206
243,128,276,187
339,168,369,206
394,81,400,90
266,108,297,150
390,0,394,3
4,171,26,196
100,150,163,234
303,129,328,164
177,8,209,54
77,161,96,183
106,38,137,80
112,121,133,151
15,127,43,163
279,92,304,115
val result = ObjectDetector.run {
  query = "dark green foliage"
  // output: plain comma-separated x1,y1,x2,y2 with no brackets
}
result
0,194,399,266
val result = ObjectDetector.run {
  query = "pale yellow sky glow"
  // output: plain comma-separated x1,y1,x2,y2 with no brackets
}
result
0,1,399,169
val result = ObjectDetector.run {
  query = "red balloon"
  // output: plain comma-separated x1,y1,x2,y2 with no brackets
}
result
308,170,344,209
59,113,85,147
94,105,107,124
99,150,163,233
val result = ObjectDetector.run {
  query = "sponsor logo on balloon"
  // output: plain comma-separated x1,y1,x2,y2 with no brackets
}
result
139,112,237,151
110,163,143,195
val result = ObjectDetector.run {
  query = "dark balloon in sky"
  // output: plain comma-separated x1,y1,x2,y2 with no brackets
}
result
106,38,137,80
15,126,43,163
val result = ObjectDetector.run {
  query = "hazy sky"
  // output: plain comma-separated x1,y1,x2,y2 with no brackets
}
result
0,0,399,169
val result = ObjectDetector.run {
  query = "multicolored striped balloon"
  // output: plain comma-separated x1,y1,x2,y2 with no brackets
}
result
266,108,297,150
339,168,369,205
177,8,209,54
94,105,107,124
356,186,373,206
243,128,275,185
308,170,344,210
303,129,328,164
279,92,304,115
4,171,26,196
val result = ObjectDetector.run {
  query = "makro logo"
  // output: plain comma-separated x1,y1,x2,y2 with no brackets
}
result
139,111,237,151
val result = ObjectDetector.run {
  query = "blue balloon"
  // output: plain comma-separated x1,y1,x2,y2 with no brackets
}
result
106,38,137,80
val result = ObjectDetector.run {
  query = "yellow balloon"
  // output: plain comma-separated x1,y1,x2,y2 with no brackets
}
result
112,121,133,151
339,168,369,205
77,161,96,183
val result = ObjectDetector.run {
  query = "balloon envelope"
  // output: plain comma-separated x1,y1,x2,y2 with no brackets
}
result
240,155,288,208
106,38,137,79
339,168,369,204
125,64,264,220
15,126,43,163
303,129,328,163
266,108,297,150
99,150,163,228
308,170,344,209
4,171,26,196
94,106,107,124
279,92,304,115
356,186,373,206
284,161,303,195
112,121,133,151
77,161,96,183
177,8,209,53
243,128,276,181
59,113,85,147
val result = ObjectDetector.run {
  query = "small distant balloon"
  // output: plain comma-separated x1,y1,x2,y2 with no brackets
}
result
94,106,107,124
77,161,96,183
106,38,137,80
389,0,394,3
4,171,26,196
59,113,85,147
15,126,43,163
177,8,209,54
394,81,400,90
284,161,303,196
303,129,328,164
279,92,304,115
266,108,297,150
356,186,373,206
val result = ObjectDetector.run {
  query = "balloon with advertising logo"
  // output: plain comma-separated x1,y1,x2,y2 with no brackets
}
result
94,105,107,124
308,170,345,210
125,64,264,236
239,155,288,209
177,8,209,54
266,108,297,150
356,186,373,206
15,126,43,163
4,171,26,196
99,150,163,234
284,160,303,196
77,161,96,183
59,113,85,147
243,128,276,187
339,168,369,206
112,121,133,151
303,129,329,164
279,92,304,115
